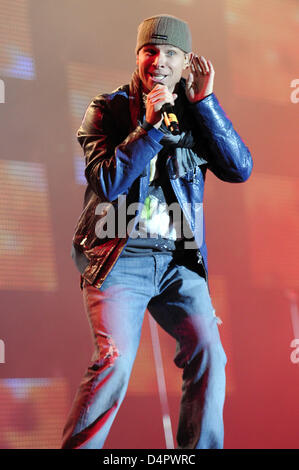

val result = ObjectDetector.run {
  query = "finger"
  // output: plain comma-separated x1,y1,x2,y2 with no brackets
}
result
190,56,196,72
150,89,174,100
193,55,203,74
207,59,215,74
199,56,209,74
149,85,167,97
190,60,196,73
152,84,164,91
186,71,194,91
149,94,166,103
148,87,169,99
188,52,194,67
196,55,205,74
150,93,175,106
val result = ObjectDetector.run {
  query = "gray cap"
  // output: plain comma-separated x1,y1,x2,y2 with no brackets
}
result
135,14,192,54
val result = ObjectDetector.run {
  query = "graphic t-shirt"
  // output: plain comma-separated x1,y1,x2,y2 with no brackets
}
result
123,148,193,256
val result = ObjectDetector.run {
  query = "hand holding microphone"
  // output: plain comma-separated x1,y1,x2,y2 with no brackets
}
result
160,103,180,135
145,84,179,134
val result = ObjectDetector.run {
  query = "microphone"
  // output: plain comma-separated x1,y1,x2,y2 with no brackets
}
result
161,103,180,135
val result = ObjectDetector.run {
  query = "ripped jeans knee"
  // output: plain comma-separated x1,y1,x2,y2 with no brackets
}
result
90,331,120,372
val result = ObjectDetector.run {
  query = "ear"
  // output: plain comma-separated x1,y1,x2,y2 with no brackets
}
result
183,53,191,69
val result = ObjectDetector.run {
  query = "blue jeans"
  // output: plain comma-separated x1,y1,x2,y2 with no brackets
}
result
61,252,227,449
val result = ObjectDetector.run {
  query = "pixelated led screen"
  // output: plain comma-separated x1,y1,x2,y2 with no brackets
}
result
225,0,298,104
0,0,35,80
0,160,57,291
0,378,68,449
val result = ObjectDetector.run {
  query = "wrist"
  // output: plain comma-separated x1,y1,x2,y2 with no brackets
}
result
141,120,154,131
189,92,213,104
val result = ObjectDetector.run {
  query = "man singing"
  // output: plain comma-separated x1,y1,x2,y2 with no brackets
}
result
62,14,253,449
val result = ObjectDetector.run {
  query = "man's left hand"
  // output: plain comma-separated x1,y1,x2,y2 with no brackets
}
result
185,54,215,103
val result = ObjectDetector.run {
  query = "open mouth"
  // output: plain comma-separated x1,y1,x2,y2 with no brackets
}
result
149,73,167,82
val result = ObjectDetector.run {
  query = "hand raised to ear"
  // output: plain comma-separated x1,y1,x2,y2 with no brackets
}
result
185,54,215,103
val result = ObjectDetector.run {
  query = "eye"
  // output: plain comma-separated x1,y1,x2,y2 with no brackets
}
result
144,48,157,56
167,50,176,56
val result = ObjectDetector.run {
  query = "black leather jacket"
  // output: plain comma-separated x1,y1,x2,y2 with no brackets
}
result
72,81,253,290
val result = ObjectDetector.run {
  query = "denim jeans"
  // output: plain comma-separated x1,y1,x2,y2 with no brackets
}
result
61,252,227,449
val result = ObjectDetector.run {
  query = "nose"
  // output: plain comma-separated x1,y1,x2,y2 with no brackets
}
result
153,52,166,68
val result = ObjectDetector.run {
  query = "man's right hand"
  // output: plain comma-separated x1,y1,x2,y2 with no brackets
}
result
145,84,178,129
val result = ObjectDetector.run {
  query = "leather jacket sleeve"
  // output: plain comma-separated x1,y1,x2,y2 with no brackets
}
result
190,93,253,182
77,96,164,201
